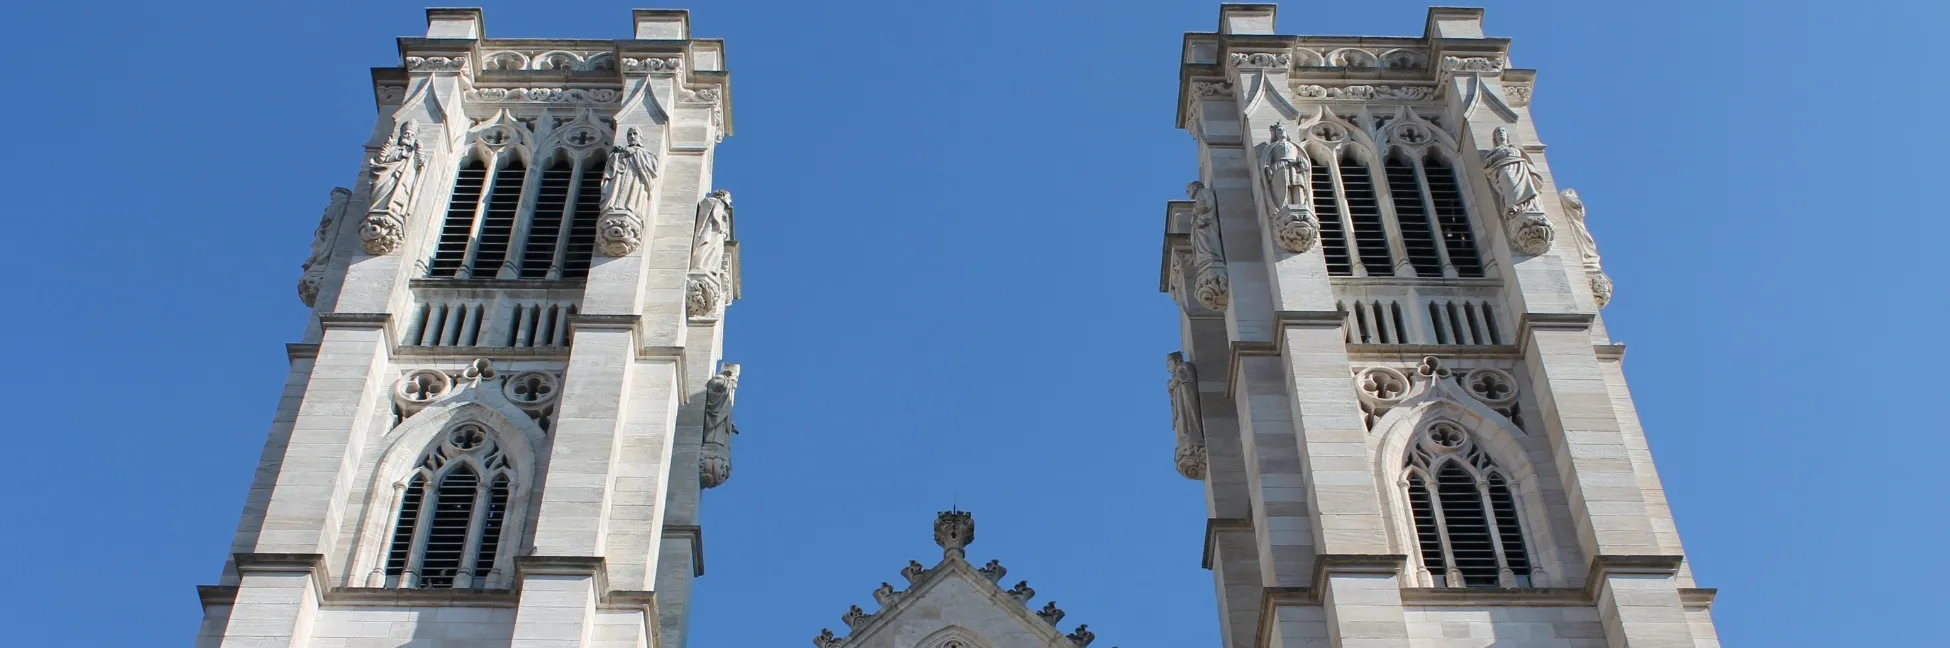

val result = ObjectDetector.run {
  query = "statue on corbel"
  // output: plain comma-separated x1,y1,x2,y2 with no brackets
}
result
596,126,660,257
699,363,740,488
1557,188,1612,308
1166,352,1207,480
359,122,425,255
1185,181,1229,311
686,190,734,319
1258,123,1321,253
298,187,352,306
1481,127,1555,255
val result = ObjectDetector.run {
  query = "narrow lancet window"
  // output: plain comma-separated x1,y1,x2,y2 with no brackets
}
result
1403,422,1533,588
1339,152,1394,275
381,423,516,590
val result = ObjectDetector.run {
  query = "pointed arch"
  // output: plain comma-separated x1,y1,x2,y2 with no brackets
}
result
349,394,546,590
1372,389,1561,588
915,625,998,648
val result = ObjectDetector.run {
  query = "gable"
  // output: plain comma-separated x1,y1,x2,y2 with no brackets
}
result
843,566,1064,648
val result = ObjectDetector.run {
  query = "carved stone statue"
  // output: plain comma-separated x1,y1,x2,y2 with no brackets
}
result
298,187,352,307
1166,352,1207,480
1260,123,1309,207
1481,127,1555,255
687,190,735,319
1036,601,1066,625
1185,181,1229,311
1558,188,1613,308
1258,123,1321,252
596,127,660,256
699,363,741,488
934,509,974,558
360,122,424,255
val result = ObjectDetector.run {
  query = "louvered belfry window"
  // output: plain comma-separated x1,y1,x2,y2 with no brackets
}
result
1402,421,1533,588
1300,120,1485,279
430,144,606,281
383,423,516,590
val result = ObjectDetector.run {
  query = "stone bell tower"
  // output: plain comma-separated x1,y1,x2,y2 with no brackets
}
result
1162,6,1719,647
195,8,745,648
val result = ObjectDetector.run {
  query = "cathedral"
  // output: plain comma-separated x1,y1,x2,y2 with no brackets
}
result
194,5,1721,648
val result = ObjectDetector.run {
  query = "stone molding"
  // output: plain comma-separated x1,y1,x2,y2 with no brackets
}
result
286,343,321,361
1200,517,1252,570
664,524,706,576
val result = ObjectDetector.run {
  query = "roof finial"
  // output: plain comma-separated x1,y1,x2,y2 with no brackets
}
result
933,509,974,560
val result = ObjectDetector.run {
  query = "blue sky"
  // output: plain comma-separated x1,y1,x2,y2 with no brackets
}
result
0,0,1943,646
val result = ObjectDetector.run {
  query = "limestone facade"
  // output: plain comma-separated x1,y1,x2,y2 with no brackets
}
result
1161,6,1719,648
195,8,742,648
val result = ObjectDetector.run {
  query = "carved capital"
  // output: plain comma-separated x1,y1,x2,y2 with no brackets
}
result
699,442,731,488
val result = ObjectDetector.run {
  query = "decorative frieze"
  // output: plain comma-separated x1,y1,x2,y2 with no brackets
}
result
465,87,622,104
481,50,616,72
1190,80,1234,98
1292,84,1437,101
622,57,684,74
405,56,470,72
1227,51,1290,71
1442,56,1505,73
1504,82,1533,106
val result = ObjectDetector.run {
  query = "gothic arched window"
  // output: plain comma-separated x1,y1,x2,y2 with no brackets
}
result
429,153,528,279
1402,421,1532,588
1303,116,1486,280
427,120,616,282
514,150,604,280
383,423,515,589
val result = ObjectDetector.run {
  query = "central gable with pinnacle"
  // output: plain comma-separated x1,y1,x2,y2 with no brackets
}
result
813,511,1103,648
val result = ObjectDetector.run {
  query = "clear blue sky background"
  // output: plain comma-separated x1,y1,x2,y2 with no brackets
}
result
0,0,1943,646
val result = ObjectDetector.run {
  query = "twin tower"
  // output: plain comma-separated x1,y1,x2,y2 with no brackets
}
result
196,6,1721,648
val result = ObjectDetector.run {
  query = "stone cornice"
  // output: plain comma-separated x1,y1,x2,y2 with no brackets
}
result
664,524,706,577
201,555,662,614
1201,517,1252,570
286,343,321,362
1175,19,1515,130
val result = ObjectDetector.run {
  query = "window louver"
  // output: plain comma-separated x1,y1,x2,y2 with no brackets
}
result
1339,153,1394,275
429,160,488,277
563,156,605,279
1313,162,1352,276
1387,153,1442,277
1423,155,1484,277
518,158,575,279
